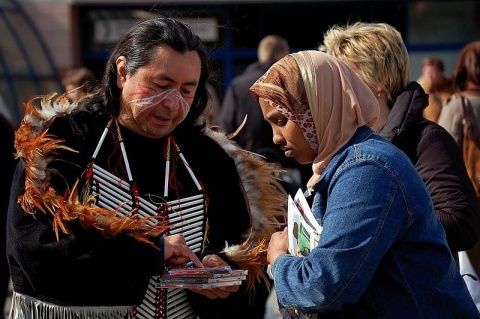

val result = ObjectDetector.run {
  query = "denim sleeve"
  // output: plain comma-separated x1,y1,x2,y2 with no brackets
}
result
273,160,409,312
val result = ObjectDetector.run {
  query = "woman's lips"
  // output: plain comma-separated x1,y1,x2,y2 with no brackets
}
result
282,146,292,157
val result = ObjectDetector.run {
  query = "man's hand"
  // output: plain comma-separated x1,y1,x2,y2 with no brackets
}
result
188,254,240,299
164,234,203,268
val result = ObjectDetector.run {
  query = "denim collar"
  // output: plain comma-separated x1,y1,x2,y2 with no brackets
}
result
307,126,375,194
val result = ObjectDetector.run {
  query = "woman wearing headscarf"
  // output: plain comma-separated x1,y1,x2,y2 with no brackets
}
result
250,51,479,318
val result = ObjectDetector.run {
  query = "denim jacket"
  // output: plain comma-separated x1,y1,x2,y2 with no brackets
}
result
271,126,479,319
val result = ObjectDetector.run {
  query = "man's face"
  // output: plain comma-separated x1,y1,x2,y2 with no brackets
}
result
116,44,201,138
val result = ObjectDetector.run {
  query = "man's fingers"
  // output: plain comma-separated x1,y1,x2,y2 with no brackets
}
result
164,235,202,267
185,247,202,267
169,244,202,267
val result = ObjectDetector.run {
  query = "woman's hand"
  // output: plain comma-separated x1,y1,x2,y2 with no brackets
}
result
188,254,240,299
163,234,203,268
267,228,289,265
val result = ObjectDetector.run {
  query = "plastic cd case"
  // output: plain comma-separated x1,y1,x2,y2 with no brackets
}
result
156,267,248,289
155,280,243,289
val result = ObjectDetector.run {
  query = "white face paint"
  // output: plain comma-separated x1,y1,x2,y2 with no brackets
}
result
129,89,191,122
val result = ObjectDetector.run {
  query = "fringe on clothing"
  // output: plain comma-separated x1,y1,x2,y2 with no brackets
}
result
9,292,133,319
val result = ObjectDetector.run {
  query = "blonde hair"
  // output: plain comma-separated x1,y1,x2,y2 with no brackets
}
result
257,35,289,63
322,22,410,108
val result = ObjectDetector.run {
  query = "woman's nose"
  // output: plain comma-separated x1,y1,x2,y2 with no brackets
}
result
272,130,284,145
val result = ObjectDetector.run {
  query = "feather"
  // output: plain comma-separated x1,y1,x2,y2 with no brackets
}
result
15,94,168,248
205,127,287,293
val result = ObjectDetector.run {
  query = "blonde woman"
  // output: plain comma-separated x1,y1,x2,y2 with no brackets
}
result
323,22,480,262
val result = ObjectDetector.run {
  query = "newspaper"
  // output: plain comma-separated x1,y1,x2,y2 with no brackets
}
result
287,189,322,256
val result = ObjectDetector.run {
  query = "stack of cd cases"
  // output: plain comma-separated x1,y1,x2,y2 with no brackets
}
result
156,266,248,289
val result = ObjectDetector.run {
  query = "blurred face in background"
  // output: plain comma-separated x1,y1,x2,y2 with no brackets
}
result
65,85,86,102
422,64,444,88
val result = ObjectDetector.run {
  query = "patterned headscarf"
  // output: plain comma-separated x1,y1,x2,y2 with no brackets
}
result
250,50,379,190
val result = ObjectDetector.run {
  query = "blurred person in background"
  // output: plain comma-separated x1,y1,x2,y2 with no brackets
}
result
437,40,480,312
220,34,290,156
417,56,455,122
61,66,97,102
220,34,309,195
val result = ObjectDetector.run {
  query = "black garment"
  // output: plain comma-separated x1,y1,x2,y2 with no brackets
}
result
7,110,266,318
220,61,276,157
378,82,480,252
1,114,16,313
220,61,311,191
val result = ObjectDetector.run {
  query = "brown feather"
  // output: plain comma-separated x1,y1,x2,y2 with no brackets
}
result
205,128,288,295
15,94,169,248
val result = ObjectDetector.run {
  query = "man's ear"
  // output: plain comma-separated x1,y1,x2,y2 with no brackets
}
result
116,56,127,89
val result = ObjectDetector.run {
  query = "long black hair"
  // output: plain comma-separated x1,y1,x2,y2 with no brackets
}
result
92,17,210,130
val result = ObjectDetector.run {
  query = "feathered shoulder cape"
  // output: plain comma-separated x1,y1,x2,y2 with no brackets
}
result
14,93,287,290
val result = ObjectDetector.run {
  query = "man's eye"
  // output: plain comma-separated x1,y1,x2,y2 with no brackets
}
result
181,89,192,96
155,84,168,91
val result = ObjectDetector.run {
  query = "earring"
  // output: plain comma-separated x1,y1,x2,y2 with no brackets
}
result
377,93,381,97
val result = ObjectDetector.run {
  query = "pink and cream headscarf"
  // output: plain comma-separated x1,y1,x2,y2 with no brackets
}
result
250,50,379,190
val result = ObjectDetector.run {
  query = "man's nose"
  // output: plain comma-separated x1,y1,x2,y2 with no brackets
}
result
162,90,180,110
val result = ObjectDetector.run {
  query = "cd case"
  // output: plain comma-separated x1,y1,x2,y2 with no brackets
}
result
166,266,234,277
156,267,248,289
